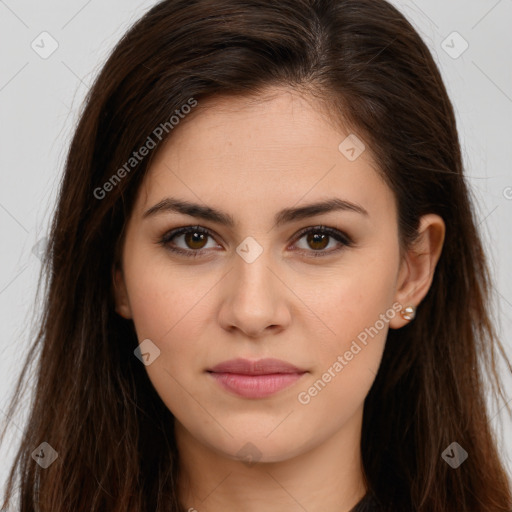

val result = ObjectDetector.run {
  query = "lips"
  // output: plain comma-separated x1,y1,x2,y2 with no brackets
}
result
207,357,306,375
206,358,307,399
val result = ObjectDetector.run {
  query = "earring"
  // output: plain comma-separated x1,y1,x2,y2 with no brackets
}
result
400,305,416,321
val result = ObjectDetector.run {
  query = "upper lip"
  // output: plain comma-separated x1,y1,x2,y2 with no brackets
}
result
207,358,306,375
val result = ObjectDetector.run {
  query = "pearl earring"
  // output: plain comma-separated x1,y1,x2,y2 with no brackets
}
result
400,305,416,321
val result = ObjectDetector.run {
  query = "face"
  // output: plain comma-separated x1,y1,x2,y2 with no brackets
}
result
114,87,417,464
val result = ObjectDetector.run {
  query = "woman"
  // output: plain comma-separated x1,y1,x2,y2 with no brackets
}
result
1,0,511,510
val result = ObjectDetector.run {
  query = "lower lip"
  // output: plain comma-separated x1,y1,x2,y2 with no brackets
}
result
208,372,306,398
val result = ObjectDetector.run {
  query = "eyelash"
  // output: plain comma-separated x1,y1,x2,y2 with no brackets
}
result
158,225,354,258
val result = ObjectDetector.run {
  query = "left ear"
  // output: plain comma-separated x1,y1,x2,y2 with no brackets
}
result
389,213,445,329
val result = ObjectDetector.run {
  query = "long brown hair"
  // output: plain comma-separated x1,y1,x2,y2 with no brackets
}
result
1,0,511,510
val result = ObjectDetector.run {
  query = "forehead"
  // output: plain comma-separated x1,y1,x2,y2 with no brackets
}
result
154,88,351,164
134,87,394,224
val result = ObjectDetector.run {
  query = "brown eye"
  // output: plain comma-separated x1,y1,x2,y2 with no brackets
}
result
183,230,209,250
159,226,219,257
293,226,353,257
306,232,330,251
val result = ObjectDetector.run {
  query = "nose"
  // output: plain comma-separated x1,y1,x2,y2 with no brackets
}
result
217,247,291,338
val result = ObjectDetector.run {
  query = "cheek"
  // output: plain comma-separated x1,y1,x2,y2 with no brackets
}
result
304,252,398,354
123,252,221,374
124,270,177,342
295,292,393,432
294,253,398,407
123,259,215,414
123,247,205,339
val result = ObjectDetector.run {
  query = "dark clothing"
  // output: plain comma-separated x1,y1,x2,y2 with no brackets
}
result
350,492,381,512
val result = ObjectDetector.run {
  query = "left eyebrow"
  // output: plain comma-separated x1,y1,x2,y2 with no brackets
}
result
275,198,368,226
142,197,368,228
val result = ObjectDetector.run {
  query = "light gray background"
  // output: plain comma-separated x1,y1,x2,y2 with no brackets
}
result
1,0,511,497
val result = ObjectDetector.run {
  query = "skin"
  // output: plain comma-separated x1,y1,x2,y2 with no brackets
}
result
114,87,445,512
